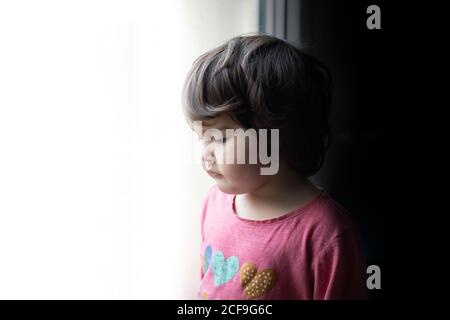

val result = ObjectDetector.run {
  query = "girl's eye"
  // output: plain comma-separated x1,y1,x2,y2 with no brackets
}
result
200,136,227,143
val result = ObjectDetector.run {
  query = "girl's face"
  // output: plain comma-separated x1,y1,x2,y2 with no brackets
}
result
191,113,271,195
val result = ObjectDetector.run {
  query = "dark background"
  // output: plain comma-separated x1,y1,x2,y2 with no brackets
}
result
260,0,409,299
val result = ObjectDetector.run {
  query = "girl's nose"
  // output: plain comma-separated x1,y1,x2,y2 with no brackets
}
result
203,154,215,166
202,146,215,167
204,160,215,171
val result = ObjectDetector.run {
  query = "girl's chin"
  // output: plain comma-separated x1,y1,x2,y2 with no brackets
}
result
216,182,248,195
215,181,235,194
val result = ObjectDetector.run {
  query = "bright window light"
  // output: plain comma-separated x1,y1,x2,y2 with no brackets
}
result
0,0,258,299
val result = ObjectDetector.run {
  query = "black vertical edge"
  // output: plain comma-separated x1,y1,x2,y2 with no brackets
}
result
284,0,288,39
272,0,276,35
258,0,266,33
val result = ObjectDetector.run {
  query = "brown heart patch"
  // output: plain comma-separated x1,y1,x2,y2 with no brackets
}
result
239,262,277,299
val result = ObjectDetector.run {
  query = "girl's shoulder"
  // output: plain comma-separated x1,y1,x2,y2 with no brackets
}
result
200,184,231,216
203,184,230,204
296,191,361,250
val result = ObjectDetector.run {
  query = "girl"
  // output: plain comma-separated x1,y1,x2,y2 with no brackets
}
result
182,34,367,300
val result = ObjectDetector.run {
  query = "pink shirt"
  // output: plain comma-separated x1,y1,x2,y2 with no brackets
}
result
197,185,367,300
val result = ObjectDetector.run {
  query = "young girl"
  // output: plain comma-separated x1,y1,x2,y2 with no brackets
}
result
182,34,367,300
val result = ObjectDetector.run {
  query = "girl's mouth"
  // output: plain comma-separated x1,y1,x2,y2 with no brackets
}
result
207,170,223,178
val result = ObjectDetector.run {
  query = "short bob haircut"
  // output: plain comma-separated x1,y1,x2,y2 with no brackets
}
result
182,33,332,177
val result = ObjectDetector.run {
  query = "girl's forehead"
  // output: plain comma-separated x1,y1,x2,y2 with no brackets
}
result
204,114,239,127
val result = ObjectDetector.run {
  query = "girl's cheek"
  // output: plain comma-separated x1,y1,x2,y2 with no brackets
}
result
221,137,256,165
215,144,227,164
215,140,233,164
225,136,247,164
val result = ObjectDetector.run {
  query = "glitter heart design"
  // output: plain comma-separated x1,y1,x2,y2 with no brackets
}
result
240,262,277,299
211,251,239,286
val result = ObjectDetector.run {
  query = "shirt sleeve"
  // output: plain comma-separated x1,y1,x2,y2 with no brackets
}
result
311,225,368,299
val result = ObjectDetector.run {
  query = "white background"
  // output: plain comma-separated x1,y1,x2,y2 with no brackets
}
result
0,0,258,299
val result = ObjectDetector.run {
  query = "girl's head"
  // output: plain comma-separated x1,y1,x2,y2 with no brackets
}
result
182,33,332,194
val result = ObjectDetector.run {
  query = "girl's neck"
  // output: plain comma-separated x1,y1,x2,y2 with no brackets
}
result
234,161,321,220
248,161,318,202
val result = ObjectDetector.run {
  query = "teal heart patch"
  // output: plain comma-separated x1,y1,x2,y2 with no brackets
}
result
211,251,239,286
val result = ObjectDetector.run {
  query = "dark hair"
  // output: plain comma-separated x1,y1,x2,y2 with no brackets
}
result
182,33,332,177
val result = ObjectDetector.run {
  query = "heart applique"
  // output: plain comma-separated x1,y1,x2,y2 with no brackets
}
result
211,251,239,286
240,262,277,299
202,245,212,275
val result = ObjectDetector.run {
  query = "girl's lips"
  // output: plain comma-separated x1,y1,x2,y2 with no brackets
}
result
207,170,222,178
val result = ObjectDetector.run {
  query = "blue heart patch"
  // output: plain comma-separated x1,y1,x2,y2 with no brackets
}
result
203,245,212,274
